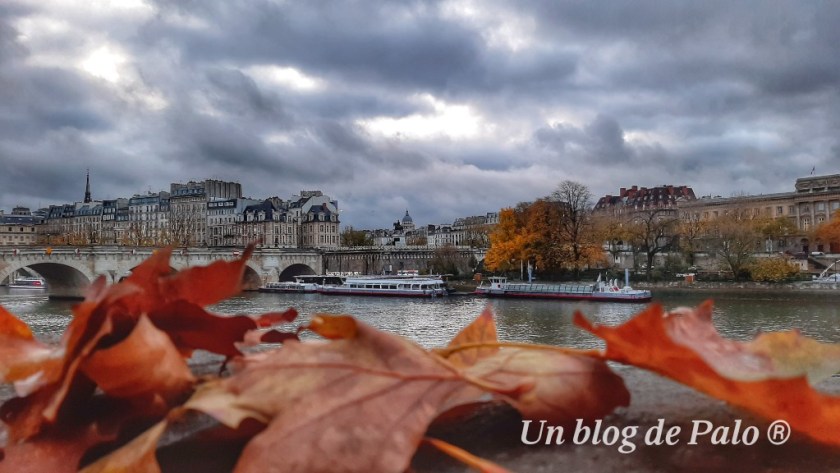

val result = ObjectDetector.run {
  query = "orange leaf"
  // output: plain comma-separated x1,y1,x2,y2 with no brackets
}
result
464,348,630,424
575,301,840,446
81,315,195,402
158,245,253,307
443,305,499,368
254,308,298,327
78,420,168,473
186,319,469,473
149,301,261,358
435,307,628,425
0,422,116,473
0,305,33,340
307,314,358,339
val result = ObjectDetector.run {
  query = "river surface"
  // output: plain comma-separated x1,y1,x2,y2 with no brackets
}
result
4,287,840,348
5,287,840,472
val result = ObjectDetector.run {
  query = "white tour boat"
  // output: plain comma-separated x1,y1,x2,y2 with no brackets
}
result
8,276,47,290
319,276,449,298
259,275,343,293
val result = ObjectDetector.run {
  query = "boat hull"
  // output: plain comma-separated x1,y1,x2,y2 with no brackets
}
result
258,287,316,294
474,288,651,302
8,278,47,290
319,287,447,298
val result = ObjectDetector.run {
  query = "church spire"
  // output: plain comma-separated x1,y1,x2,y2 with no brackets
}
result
84,169,92,203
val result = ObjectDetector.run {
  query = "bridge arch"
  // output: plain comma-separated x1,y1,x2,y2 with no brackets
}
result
1,262,95,298
242,263,263,290
278,263,317,282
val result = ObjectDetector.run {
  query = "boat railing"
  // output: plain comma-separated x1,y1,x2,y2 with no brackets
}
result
506,283,594,294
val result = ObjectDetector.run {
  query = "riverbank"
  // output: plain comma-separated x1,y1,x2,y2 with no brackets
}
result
634,280,840,297
455,277,840,296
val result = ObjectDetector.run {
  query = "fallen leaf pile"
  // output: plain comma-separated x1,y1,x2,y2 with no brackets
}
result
2,250,840,472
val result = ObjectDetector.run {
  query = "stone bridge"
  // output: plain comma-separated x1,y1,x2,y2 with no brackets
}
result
0,246,324,298
0,246,486,298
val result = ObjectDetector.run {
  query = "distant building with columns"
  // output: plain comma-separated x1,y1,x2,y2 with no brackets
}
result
679,173,840,253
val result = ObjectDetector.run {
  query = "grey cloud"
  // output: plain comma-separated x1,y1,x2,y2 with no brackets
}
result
205,68,291,122
535,114,632,165
4,0,840,230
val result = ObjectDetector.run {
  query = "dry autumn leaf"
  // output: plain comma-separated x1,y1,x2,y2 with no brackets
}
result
575,300,840,446
0,246,298,472
443,306,499,368
438,305,630,425
185,315,473,473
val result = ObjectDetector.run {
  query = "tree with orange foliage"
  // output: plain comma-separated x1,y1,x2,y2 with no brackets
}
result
522,199,565,272
483,207,529,273
815,210,840,252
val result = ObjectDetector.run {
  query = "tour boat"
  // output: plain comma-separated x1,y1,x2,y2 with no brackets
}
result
8,276,47,290
318,276,449,298
474,273,651,302
259,275,343,293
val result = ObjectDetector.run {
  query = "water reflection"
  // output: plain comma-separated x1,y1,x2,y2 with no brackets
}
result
4,287,840,349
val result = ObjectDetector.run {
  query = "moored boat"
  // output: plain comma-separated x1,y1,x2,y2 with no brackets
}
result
319,276,449,298
8,276,47,290
474,274,651,302
259,275,343,293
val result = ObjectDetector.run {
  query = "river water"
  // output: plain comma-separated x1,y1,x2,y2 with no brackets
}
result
5,287,840,472
4,287,840,348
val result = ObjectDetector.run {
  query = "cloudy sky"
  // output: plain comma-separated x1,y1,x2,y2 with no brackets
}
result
1,0,839,229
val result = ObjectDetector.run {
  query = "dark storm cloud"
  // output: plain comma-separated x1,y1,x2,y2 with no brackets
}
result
535,115,632,165
3,0,840,229
142,0,483,92
204,68,290,121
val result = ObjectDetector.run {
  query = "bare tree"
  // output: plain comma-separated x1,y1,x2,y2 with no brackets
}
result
705,209,761,279
626,208,680,280
677,213,708,266
551,180,594,277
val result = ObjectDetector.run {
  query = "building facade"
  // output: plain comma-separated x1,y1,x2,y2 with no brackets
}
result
0,207,38,246
679,174,840,253
594,185,696,217
126,192,170,246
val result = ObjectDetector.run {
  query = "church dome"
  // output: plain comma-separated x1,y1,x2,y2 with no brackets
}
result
402,210,413,224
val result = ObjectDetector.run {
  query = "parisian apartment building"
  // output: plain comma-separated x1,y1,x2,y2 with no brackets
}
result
10,173,340,249
3,172,496,250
